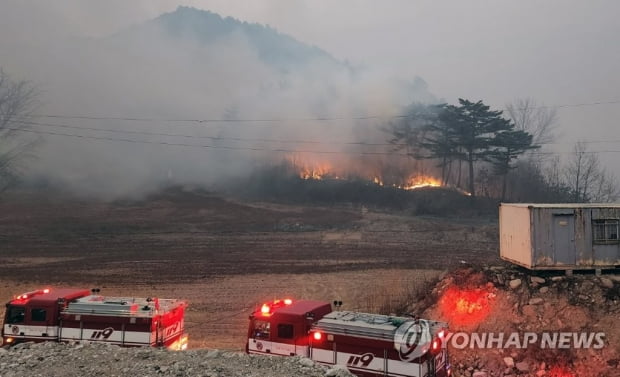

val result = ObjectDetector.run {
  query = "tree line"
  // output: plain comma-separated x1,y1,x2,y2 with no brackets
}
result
388,98,618,203
0,65,618,203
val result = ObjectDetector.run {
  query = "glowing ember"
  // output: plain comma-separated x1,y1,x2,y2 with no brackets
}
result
402,176,442,190
455,296,483,314
548,366,574,377
370,175,442,190
438,287,493,327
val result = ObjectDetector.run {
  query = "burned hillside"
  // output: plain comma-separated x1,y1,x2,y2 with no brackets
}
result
231,160,496,216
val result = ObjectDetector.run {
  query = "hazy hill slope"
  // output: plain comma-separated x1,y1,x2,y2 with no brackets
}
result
111,6,344,74
20,6,435,198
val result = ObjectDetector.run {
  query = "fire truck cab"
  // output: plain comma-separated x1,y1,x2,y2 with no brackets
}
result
247,299,450,377
2,288,188,350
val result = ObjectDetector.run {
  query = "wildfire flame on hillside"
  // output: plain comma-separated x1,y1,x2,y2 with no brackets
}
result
374,175,442,190
298,162,338,180
290,157,444,191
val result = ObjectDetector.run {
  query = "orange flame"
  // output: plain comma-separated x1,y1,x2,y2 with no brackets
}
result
402,176,442,190
289,158,446,191
297,162,334,180
372,175,442,190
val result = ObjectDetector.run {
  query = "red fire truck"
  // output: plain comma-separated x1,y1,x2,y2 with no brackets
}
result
247,299,450,377
2,288,188,350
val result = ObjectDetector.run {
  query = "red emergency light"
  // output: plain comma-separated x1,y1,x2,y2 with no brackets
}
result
14,288,51,301
313,331,322,341
259,298,294,316
261,304,271,315
430,338,442,355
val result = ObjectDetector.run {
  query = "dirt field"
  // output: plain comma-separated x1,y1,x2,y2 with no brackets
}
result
0,187,499,349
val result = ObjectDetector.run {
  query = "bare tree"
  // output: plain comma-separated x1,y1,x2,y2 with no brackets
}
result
563,142,618,202
506,98,557,146
502,98,559,201
544,155,566,198
0,68,39,192
591,170,619,202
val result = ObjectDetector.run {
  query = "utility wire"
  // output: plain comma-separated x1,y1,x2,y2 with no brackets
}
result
13,119,404,147
9,126,620,156
6,127,410,156
529,100,620,110
13,99,620,124
14,113,407,124
14,119,620,148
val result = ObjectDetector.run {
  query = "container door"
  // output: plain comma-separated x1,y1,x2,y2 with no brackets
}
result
553,214,576,265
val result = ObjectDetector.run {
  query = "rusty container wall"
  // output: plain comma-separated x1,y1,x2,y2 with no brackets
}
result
500,203,620,270
499,204,533,268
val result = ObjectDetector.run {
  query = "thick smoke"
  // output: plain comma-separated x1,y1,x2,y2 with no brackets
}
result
1,5,437,199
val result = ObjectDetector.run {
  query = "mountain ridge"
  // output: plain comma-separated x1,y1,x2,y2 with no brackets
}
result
143,6,344,73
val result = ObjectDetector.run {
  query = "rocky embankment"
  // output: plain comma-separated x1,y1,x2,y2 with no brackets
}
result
419,266,620,377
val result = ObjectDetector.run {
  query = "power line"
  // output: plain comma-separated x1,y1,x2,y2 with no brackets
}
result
9,126,620,156
15,119,620,149
13,119,404,147
13,99,620,124
6,127,410,156
14,113,407,124
532,100,620,110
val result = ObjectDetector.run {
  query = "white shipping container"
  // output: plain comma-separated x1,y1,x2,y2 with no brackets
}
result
499,203,620,270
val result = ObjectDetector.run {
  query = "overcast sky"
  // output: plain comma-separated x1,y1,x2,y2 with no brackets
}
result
5,1,619,124
2,0,620,184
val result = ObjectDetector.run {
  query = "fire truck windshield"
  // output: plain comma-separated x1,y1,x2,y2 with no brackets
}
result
253,320,270,339
7,306,25,324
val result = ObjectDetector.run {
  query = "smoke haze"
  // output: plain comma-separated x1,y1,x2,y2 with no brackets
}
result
1,1,619,198
2,4,439,198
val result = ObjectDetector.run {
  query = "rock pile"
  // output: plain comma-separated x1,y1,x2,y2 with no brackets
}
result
0,341,354,377
418,265,620,377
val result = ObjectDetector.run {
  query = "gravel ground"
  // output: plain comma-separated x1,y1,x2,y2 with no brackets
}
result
0,342,354,377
